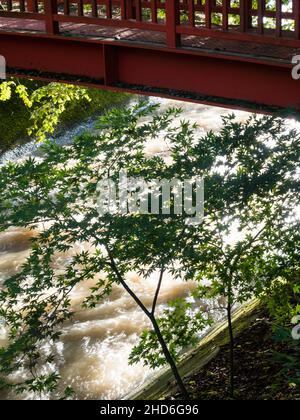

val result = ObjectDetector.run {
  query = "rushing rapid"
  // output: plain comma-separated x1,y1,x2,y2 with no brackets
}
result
0,99,251,399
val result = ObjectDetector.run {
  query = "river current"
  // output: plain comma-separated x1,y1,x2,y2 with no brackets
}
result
0,98,273,399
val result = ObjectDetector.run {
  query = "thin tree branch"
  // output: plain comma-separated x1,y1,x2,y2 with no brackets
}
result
151,266,165,315
105,245,151,318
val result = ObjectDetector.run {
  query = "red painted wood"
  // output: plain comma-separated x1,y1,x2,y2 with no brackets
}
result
150,0,157,24
240,0,252,32
103,43,118,85
1,30,299,112
0,0,299,119
205,0,212,29
188,0,195,27
104,0,111,18
77,0,84,17
176,23,300,47
7,0,13,11
276,0,281,37
294,0,300,39
63,0,70,15
222,0,228,30
114,45,300,110
135,0,142,22
126,0,136,19
0,10,44,18
28,0,38,12
257,0,264,35
120,0,126,20
91,0,97,17
19,0,25,12
1,0,298,47
44,0,59,34
53,12,165,31
166,0,180,47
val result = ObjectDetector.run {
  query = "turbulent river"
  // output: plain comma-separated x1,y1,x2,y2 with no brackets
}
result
0,98,267,400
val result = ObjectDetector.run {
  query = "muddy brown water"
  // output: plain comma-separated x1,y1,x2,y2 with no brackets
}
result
1,99,280,399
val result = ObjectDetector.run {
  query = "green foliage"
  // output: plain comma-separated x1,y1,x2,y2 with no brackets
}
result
268,262,300,389
129,298,211,368
273,327,300,388
0,372,61,396
266,275,300,326
0,78,129,153
0,81,16,101
0,83,32,151
0,102,299,398
62,386,76,400
176,113,300,396
0,103,200,397
0,79,91,142
184,114,299,311
27,82,91,142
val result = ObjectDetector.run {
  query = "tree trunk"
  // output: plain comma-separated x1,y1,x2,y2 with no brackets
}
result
227,303,235,399
150,315,190,400
106,251,189,399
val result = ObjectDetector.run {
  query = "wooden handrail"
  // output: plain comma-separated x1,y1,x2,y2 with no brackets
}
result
0,0,299,46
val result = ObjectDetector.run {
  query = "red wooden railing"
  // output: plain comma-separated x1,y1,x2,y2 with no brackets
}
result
0,0,299,47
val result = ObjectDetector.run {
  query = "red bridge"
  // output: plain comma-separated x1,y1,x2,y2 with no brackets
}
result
0,0,300,112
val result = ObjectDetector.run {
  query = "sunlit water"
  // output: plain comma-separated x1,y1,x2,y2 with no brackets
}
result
0,98,297,400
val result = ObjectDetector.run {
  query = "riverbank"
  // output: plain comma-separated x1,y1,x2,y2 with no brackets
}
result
127,300,261,400
127,300,300,401
167,310,300,400
0,78,129,154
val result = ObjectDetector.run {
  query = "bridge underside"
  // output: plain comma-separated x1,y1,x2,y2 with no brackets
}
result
0,16,299,114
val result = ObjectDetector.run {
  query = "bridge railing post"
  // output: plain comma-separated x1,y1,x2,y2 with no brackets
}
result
126,0,136,20
165,0,181,48
240,0,251,33
44,0,59,35
27,0,37,13
293,0,300,39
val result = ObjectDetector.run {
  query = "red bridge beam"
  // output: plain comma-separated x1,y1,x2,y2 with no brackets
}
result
0,0,300,112
1,31,299,113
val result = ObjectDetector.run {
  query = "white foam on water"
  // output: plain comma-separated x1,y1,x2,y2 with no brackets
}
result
1,97,298,399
